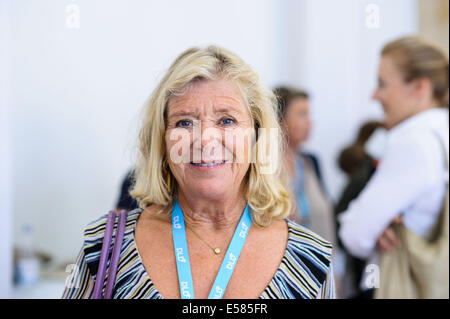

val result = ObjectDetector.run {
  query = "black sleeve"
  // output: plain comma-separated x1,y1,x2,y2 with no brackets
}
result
116,169,139,211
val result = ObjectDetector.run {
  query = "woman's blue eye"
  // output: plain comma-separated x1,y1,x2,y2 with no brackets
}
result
176,120,192,127
221,118,235,125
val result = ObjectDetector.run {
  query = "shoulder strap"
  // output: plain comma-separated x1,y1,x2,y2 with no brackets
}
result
430,130,449,174
428,130,449,240
376,129,449,298
92,210,128,299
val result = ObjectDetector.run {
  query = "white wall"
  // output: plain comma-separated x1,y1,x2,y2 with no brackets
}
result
283,0,417,199
8,0,288,265
0,0,13,298
6,0,418,271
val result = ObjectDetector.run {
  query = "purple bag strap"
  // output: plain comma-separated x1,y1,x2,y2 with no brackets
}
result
92,210,127,299
92,211,115,299
104,210,127,298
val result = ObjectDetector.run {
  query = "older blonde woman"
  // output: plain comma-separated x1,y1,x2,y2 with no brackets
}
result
62,46,334,299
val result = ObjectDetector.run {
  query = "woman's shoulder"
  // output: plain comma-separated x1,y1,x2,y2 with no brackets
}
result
81,208,143,277
259,219,334,298
82,208,142,255
284,219,333,279
386,121,448,174
81,204,170,250
286,218,332,247
84,208,142,240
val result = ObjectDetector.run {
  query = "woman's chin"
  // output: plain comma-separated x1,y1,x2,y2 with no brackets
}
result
182,181,231,199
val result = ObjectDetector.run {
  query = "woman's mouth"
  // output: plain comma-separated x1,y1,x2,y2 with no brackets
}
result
190,160,227,167
190,160,227,168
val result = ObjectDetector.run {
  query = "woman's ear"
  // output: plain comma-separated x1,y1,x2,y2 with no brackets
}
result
411,77,433,102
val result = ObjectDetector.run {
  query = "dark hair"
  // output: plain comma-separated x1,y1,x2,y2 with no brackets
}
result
338,120,385,176
355,121,385,145
338,145,369,176
273,86,309,122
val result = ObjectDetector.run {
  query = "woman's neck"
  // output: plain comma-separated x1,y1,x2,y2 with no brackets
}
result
286,142,300,158
176,189,247,233
390,102,441,130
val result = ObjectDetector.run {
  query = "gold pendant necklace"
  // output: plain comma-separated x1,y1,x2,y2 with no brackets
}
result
185,224,222,255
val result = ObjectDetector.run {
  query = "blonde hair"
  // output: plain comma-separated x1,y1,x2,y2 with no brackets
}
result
130,46,291,227
382,36,449,107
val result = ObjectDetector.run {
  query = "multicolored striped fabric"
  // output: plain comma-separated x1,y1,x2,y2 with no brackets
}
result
62,208,334,299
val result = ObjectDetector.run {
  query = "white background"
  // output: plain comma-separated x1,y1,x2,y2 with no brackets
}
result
1,0,418,297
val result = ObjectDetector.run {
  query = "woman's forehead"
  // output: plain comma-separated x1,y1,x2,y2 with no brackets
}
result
167,79,249,117
379,55,402,78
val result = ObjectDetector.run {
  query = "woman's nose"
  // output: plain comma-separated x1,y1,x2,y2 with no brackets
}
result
193,121,222,149
372,89,379,101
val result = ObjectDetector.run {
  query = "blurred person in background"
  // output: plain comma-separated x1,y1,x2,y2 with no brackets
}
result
116,168,139,211
335,120,385,298
336,121,385,181
275,87,345,296
274,87,336,246
339,36,449,298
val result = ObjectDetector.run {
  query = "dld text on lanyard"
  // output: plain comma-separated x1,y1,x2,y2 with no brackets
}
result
171,199,252,299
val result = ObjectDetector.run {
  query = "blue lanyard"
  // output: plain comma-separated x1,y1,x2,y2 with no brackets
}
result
295,156,310,223
296,192,311,226
171,199,251,299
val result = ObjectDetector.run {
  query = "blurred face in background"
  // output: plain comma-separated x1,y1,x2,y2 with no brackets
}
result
283,97,311,147
372,54,434,130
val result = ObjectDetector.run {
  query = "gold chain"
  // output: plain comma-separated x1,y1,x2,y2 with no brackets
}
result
182,201,246,255
185,224,222,255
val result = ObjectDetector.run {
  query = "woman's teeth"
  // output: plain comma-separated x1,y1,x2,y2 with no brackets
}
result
191,161,226,167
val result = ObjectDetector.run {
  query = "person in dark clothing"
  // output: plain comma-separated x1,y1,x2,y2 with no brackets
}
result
336,121,385,217
335,120,385,298
116,169,139,211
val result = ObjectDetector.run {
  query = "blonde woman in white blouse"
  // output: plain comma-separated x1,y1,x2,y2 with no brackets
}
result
339,36,449,296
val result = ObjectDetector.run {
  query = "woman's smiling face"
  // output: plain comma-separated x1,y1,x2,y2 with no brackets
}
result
165,79,255,200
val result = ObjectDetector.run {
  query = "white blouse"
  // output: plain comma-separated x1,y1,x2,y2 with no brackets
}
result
338,108,449,258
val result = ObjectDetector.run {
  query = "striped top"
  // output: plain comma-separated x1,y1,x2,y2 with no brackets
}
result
62,208,335,299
